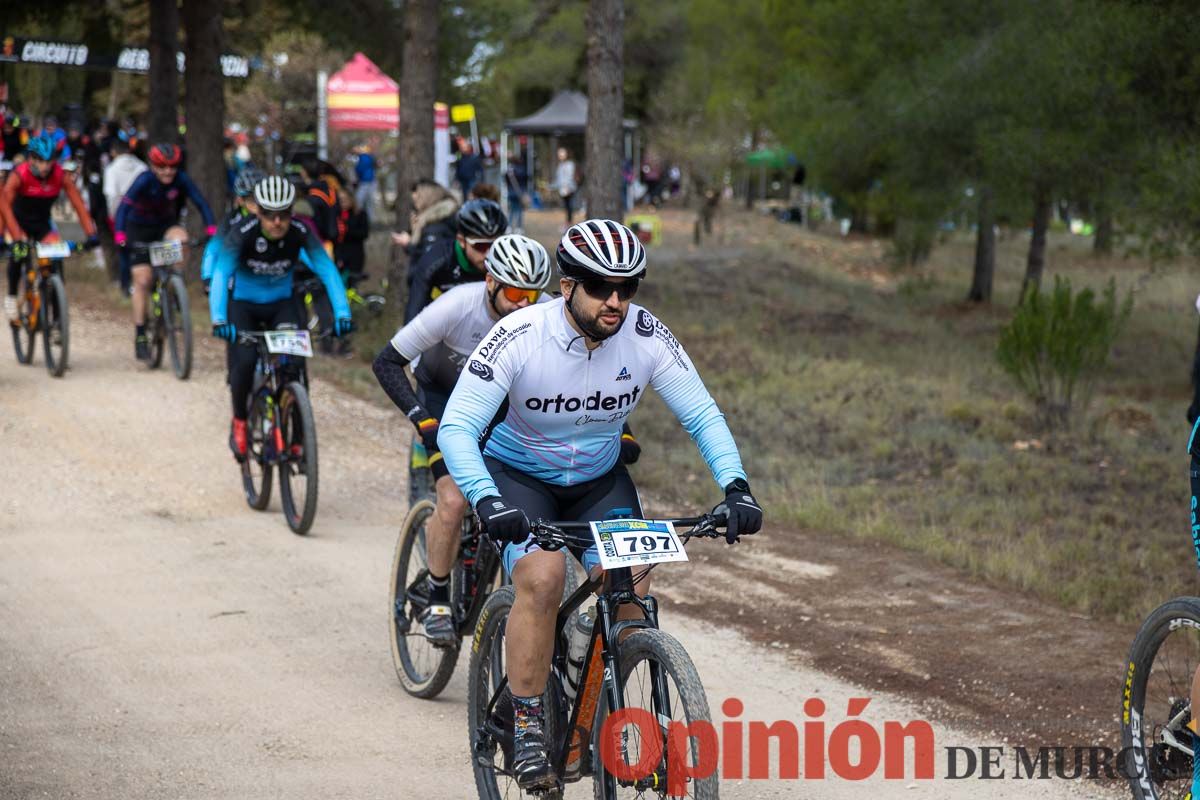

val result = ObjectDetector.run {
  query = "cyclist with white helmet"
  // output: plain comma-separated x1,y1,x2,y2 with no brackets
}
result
438,219,764,790
209,175,352,461
373,233,553,646
403,198,508,324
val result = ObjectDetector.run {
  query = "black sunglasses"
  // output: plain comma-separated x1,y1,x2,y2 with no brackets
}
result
260,209,292,221
578,276,639,301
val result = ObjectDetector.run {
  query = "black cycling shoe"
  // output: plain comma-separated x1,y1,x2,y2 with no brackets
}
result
418,604,457,648
134,334,150,362
511,726,558,792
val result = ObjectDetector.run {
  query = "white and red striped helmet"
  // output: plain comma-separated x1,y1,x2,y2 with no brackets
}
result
556,219,646,280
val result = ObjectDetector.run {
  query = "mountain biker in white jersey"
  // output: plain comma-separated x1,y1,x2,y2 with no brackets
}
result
372,234,553,646
439,218,764,791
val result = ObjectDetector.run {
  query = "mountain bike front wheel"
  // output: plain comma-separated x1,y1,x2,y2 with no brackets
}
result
40,274,68,377
1121,596,1200,800
165,274,192,380
389,499,462,698
278,381,318,535
593,629,717,800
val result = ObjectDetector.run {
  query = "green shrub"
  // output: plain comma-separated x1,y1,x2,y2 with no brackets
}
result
996,276,1132,429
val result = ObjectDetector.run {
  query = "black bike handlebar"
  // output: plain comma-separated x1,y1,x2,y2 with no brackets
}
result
528,513,726,552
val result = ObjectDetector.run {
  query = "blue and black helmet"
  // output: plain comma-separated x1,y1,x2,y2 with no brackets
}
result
26,134,56,161
233,167,265,198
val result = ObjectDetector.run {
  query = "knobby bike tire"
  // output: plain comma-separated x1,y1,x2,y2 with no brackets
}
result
278,381,319,535
467,586,566,800
12,270,36,365
1120,596,1200,800
593,629,717,800
166,274,192,380
389,499,462,698
41,274,68,377
241,390,274,511
148,286,166,369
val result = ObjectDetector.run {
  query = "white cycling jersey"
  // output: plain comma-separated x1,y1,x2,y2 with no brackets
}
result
390,282,549,389
439,297,747,507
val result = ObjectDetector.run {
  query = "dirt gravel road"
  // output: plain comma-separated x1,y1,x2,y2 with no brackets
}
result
0,300,1105,798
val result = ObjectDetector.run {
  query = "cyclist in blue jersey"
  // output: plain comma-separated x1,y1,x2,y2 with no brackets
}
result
209,176,352,460
201,167,264,294
439,218,763,790
115,143,217,361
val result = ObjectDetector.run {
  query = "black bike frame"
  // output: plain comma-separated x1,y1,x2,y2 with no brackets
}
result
480,515,708,792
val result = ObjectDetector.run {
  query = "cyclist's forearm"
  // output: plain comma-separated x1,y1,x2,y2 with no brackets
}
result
657,370,746,489
438,419,499,507
371,344,424,420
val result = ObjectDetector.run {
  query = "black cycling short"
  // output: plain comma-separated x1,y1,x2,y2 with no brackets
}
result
486,456,643,576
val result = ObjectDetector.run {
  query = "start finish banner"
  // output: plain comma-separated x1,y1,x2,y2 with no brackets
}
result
0,35,250,79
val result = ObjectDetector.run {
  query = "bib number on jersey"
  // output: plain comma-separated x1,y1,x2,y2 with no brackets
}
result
36,242,71,260
149,240,183,267
589,519,688,569
264,329,313,357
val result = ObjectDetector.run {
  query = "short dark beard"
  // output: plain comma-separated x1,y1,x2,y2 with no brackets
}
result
567,285,625,342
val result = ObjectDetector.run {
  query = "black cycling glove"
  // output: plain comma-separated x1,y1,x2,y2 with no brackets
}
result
476,496,530,544
712,479,763,544
407,405,441,453
619,431,641,465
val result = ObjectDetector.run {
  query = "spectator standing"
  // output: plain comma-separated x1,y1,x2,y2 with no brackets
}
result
454,141,482,199
1,113,26,162
505,154,529,233
353,144,377,220
391,178,459,261
554,147,578,226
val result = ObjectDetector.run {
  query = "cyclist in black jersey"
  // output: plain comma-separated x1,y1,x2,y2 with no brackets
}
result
403,198,507,324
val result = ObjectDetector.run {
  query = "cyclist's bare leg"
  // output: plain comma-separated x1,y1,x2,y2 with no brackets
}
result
426,475,467,578
131,263,152,324
164,224,189,251
507,550,566,696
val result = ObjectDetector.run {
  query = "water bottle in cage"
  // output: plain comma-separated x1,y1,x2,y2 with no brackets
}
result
563,606,595,702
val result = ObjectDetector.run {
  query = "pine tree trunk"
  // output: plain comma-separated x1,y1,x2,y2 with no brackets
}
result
396,0,438,229
181,0,226,238
1021,184,1052,302
148,0,180,143
967,185,996,303
584,0,625,222
393,0,438,293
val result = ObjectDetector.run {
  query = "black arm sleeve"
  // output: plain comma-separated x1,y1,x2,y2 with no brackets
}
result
371,343,424,424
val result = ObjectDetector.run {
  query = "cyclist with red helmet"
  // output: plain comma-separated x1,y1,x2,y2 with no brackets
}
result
114,142,217,361
1,133,99,323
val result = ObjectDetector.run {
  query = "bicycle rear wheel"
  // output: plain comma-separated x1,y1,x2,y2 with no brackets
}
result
389,499,462,698
593,629,717,800
278,381,318,534
12,270,36,364
40,273,69,377
165,274,192,380
1120,596,1200,799
467,586,567,800
241,390,273,511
